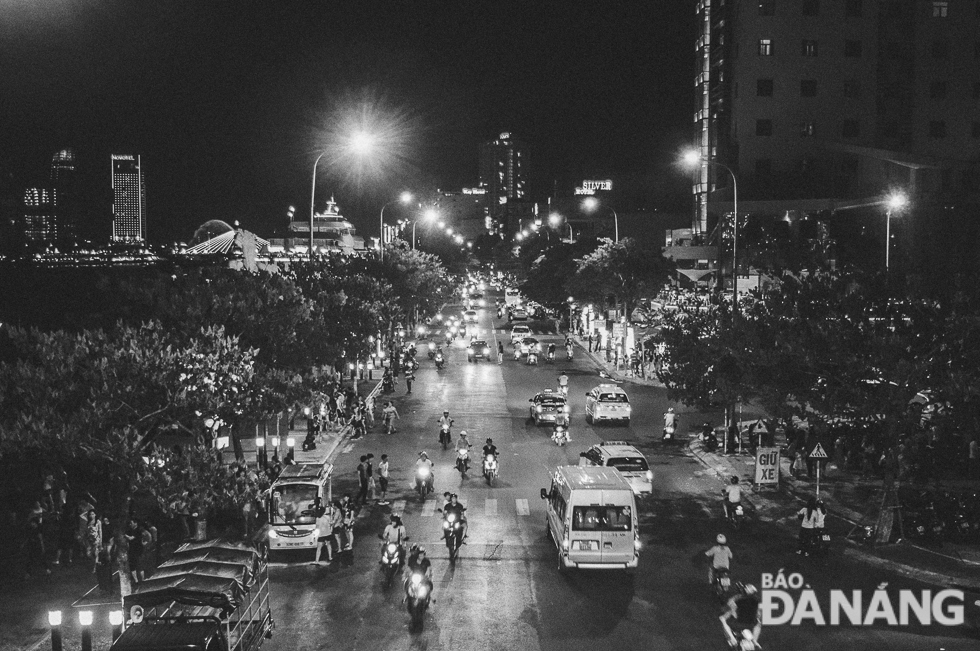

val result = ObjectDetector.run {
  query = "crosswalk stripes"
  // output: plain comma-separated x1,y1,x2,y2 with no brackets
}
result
515,498,530,516
484,498,497,516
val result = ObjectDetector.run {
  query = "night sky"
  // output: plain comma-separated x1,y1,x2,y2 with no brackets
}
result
1,0,695,243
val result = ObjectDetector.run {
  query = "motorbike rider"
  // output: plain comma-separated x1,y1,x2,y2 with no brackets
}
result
437,410,454,429
663,407,678,439
415,452,434,492
704,533,733,586
404,545,434,603
702,422,719,452
721,584,762,648
441,492,468,540
381,513,408,566
455,430,473,471
557,372,569,395
482,437,498,460
547,342,556,360
723,476,742,521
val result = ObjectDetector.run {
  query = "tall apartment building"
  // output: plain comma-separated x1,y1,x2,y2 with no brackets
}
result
479,132,527,232
688,0,980,278
18,149,79,248
111,154,146,242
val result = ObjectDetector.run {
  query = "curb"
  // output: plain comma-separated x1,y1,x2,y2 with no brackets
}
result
686,440,980,591
571,335,663,387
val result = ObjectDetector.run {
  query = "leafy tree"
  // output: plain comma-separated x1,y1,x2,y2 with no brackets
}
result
0,321,262,595
518,238,600,309
570,237,671,317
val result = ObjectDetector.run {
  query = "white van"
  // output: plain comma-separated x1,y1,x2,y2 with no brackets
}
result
267,463,332,556
539,465,639,571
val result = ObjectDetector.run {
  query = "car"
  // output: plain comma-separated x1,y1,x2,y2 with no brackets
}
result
529,389,569,426
509,307,529,321
519,337,541,356
467,339,490,362
585,384,632,425
579,441,653,494
464,310,479,323
511,324,531,344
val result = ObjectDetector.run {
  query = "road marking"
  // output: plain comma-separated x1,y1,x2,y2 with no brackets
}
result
484,498,497,516
516,499,530,516
422,500,437,517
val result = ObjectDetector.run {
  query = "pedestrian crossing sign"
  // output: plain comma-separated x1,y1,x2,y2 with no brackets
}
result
809,442,829,459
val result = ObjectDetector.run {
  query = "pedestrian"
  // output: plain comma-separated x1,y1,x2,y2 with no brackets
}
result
356,456,369,506
23,501,50,578
54,501,76,567
313,503,334,566
969,436,980,480
340,494,355,552
366,453,376,502
405,369,415,394
81,508,102,572
588,332,593,353
95,536,116,596
796,497,820,556
126,519,144,584
377,454,390,504
135,521,156,583
364,394,376,429
497,340,504,364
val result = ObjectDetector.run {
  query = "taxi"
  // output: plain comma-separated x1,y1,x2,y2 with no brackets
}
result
529,389,570,426
585,384,632,426
578,441,653,494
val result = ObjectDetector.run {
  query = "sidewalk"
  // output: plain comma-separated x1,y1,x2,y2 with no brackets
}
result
688,436,980,591
570,334,663,387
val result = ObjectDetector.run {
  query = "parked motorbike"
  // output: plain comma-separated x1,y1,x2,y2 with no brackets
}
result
443,512,465,561
483,454,499,486
552,424,569,446
456,449,469,477
405,572,431,630
439,424,452,450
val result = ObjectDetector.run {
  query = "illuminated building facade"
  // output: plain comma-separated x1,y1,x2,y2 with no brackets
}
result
111,154,146,242
479,132,527,232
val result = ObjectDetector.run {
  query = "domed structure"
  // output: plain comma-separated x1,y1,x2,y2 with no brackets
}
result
190,219,234,246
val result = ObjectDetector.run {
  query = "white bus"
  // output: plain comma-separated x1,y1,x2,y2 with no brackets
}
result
504,287,522,307
267,463,332,556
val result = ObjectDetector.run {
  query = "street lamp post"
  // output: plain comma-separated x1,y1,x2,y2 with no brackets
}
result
380,192,413,261
682,151,738,309
309,152,329,260
582,198,618,242
885,193,908,272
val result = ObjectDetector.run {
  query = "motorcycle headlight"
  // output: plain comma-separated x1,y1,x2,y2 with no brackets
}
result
447,513,456,523
487,454,494,462
418,586,428,598
429,342,435,350
411,573,422,585
646,471,653,481
563,405,570,413
419,467,430,477
387,543,397,553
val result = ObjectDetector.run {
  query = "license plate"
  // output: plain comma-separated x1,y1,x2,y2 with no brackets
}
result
822,535,831,542
572,540,599,551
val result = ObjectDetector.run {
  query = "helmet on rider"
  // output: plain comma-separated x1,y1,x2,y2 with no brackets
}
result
443,410,449,415
419,451,428,460
486,438,493,445
716,534,727,545
459,430,468,438
731,476,739,485
744,584,758,595
668,407,674,413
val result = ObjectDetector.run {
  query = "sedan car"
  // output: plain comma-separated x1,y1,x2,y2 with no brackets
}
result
529,389,569,426
509,307,529,321
467,339,491,362
579,441,653,494
585,384,632,425
519,337,541,356
510,324,531,344
463,310,479,323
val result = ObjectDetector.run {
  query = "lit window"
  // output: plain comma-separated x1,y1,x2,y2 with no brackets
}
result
756,119,773,136
841,120,860,138
845,0,863,17
844,40,863,57
929,81,947,99
803,0,820,16
802,40,818,57
758,39,773,56
929,121,947,138
800,121,816,137
757,79,774,96
932,1,948,18
758,1,775,16
801,80,817,97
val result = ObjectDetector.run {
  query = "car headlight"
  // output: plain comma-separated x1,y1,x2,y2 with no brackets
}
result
268,529,279,540
467,348,474,354
646,471,653,480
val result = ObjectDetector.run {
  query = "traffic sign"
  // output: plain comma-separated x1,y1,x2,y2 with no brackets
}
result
809,442,829,459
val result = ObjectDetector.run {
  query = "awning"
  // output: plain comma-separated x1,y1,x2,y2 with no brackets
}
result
677,268,715,283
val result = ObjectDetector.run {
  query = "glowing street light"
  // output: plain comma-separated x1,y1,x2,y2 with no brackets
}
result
515,232,524,241
379,192,414,261
311,139,377,259
446,227,454,236
350,131,375,155
582,196,619,243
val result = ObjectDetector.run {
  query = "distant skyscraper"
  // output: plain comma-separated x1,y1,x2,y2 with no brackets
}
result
111,154,146,242
478,132,526,232
18,149,79,248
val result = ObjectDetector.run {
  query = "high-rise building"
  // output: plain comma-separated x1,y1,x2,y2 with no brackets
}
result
17,149,79,248
687,0,980,278
479,132,527,232
111,154,146,242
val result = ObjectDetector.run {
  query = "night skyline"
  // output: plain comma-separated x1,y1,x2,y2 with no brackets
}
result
1,1,695,244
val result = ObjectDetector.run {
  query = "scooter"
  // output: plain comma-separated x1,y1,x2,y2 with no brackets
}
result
382,375,395,393
405,572,431,631
439,423,452,450
558,384,568,397
415,467,432,501
526,352,539,366
427,342,436,360
566,345,574,361
552,424,569,446
713,567,733,604
547,350,556,363
455,449,470,477
730,627,761,651
725,498,744,530
483,454,499,486
379,538,405,588
443,512,465,562
434,351,445,370
514,348,521,361
662,423,676,442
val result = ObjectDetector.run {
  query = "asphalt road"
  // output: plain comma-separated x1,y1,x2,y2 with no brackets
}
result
264,291,979,651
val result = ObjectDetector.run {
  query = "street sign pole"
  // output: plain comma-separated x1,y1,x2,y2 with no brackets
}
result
809,442,829,496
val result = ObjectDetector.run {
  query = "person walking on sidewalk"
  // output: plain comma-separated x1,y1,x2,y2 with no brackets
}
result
405,368,415,394
356,456,369,506
796,497,821,556
366,454,376,502
382,401,400,434
364,394,376,429
377,454,390,504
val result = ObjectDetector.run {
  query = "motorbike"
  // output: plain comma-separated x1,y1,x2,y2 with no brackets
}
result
405,572,431,630
552,424,569,446
713,567,733,604
566,345,574,361
443,512,465,562
547,351,556,363
415,466,432,500
526,351,539,366
725,499,744,530
456,449,470,477
662,423,676,442
483,454,499,486
434,351,445,369
514,348,521,361
427,342,436,360
558,384,568,397
730,627,761,651
379,539,404,588
382,375,395,392
439,423,453,450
